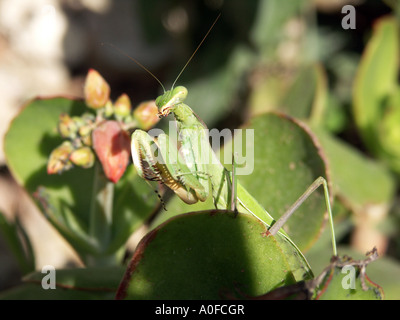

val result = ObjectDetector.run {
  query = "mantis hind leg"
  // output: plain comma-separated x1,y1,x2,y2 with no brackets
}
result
268,176,337,256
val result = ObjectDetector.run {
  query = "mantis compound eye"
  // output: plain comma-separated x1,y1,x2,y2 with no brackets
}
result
172,86,188,102
155,95,163,108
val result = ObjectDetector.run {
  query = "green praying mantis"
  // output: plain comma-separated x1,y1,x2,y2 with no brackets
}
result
128,15,337,272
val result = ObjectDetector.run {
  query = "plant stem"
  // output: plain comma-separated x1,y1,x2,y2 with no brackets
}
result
87,161,119,266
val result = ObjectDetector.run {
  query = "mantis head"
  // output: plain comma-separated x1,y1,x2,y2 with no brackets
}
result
156,86,188,118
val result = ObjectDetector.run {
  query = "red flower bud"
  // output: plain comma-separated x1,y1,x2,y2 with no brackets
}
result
92,120,130,183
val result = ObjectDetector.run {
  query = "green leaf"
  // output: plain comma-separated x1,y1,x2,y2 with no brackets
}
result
377,86,400,173
250,64,329,125
117,210,312,300
0,212,35,274
312,128,396,214
316,265,383,300
23,266,125,289
4,97,157,261
307,245,400,300
280,64,327,123
250,0,308,53
313,248,383,300
229,113,329,252
359,254,400,300
0,266,124,300
353,16,399,160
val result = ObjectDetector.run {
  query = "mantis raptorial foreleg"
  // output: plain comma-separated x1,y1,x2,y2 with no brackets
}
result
131,129,207,205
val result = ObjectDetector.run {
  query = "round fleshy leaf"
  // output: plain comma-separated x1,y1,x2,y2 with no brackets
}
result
117,210,312,300
316,266,383,300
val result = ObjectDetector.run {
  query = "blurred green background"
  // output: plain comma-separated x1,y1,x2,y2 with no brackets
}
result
0,0,400,299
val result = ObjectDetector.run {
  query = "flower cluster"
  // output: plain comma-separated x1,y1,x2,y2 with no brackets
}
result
47,69,160,183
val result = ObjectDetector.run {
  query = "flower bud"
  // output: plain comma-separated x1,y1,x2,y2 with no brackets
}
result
81,134,92,147
47,141,74,174
92,120,130,183
104,100,114,117
84,69,111,109
69,146,95,169
58,113,77,138
73,113,95,128
79,124,92,138
133,100,160,130
72,116,85,129
81,112,96,122
114,93,131,118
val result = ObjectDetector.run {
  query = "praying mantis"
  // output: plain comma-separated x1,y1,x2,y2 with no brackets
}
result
131,87,337,247
129,15,337,274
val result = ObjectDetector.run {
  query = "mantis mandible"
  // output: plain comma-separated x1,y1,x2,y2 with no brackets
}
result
129,14,337,262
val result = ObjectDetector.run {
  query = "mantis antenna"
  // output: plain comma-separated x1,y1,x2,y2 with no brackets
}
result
102,13,221,92
171,13,221,89
101,42,166,93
